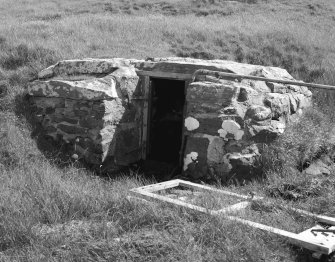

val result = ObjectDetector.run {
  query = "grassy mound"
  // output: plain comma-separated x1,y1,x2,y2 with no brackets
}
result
0,0,335,260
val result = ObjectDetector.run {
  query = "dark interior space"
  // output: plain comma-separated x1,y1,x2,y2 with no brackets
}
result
147,78,186,168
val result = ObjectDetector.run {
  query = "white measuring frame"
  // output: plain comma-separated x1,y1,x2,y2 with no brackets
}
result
130,179,335,255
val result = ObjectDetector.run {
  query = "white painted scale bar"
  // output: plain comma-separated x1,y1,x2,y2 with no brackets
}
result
130,179,335,255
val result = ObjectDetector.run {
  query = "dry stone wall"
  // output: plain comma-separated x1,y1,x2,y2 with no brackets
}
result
27,60,143,165
27,57,312,181
182,67,312,181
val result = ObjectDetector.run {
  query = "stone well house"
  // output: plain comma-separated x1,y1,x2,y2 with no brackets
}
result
27,57,311,181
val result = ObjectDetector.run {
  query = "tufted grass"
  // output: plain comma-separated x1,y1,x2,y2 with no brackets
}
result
0,0,335,261
0,120,323,261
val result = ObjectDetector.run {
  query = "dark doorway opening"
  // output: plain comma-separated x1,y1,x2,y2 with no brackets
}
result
147,78,186,169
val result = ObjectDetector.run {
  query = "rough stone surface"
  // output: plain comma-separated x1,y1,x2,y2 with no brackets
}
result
264,93,291,119
28,64,142,165
303,159,332,176
27,57,312,181
181,58,311,181
245,105,272,121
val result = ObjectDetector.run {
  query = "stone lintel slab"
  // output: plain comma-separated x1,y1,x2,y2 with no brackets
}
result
27,78,118,100
37,57,299,84
38,58,134,79
133,57,296,77
29,67,139,101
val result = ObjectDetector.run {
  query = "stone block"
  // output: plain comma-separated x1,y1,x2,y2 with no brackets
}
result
224,140,244,153
45,125,57,133
75,137,103,154
218,120,244,141
237,85,257,102
241,80,271,94
58,124,87,135
187,82,240,113
46,58,131,78
185,114,222,136
303,160,331,176
247,119,285,143
226,152,260,181
45,107,55,114
88,128,101,141
207,136,226,164
292,93,311,109
222,106,237,115
99,125,117,144
74,109,90,117
33,97,65,108
28,78,117,101
251,80,272,93
266,82,288,93
264,93,291,119
288,85,312,97
110,67,140,100
79,117,104,129
183,136,209,179
53,116,79,125
245,105,272,121
287,93,298,113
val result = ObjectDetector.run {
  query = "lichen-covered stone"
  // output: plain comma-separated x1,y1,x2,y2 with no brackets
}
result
184,117,200,131
218,120,244,141
245,105,272,121
186,82,240,113
186,114,222,136
183,136,209,179
182,59,311,181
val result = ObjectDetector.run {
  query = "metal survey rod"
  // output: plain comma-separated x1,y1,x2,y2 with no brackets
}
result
193,69,335,91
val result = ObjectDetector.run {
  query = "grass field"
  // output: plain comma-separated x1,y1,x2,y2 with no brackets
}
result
1,0,335,261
